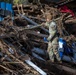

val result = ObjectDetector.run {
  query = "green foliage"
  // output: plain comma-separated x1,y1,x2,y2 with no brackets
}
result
13,0,19,4
13,0,29,5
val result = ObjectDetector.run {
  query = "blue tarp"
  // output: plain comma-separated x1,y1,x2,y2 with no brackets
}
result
59,38,73,59
0,2,13,21
6,3,12,12
0,2,6,21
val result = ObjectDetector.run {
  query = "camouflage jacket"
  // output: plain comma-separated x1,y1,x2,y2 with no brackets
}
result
45,21,58,41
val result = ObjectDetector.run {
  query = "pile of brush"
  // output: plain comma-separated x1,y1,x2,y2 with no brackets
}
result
0,1,76,75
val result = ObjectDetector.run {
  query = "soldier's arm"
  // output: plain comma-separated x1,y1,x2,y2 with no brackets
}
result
41,22,49,27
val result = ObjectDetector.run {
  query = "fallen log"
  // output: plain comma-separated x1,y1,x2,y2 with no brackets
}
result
57,64,76,74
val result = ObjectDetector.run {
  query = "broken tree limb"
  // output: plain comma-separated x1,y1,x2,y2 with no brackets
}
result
65,18,76,24
28,16,46,22
0,65,15,73
20,25,42,30
55,0,75,7
20,14,49,33
3,62,23,64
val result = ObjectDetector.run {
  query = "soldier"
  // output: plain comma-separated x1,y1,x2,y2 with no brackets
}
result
43,12,61,62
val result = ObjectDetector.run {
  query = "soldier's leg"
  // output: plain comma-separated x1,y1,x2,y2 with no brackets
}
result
53,44,61,62
52,37,61,62
47,42,54,62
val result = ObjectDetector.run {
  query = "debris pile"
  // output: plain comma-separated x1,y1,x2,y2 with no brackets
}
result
0,0,76,75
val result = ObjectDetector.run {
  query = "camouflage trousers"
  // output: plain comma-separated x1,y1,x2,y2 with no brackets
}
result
47,38,61,62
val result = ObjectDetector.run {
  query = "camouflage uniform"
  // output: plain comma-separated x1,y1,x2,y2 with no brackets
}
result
45,21,61,62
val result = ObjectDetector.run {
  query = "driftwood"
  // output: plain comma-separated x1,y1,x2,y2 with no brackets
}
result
0,40,40,75
65,18,76,24
0,2,76,75
1,38,75,74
